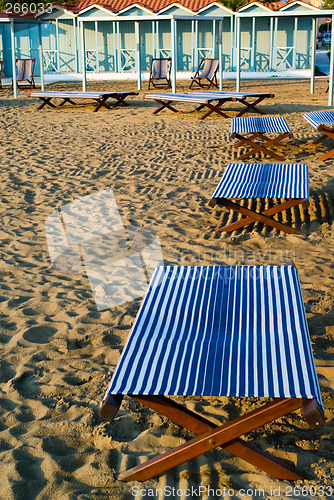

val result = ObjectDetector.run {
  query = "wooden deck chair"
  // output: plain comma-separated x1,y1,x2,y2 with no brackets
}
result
12,58,36,90
304,111,334,161
99,264,325,482
209,163,309,235
190,58,219,89
148,58,171,90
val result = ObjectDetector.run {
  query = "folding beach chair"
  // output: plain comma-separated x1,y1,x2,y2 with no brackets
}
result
99,264,325,482
148,58,171,90
190,58,219,89
304,111,334,161
12,58,36,90
231,116,292,161
209,163,309,235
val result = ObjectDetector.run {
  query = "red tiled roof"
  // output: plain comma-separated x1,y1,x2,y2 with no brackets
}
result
0,11,36,19
57,0,230,14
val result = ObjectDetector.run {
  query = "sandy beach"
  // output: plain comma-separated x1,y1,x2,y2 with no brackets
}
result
0,78,333,499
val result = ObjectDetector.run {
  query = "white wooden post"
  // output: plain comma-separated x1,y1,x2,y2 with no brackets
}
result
310,17,317,95
219,19,223,90
251,16,256,70
117,21,121,72
328,14,334,106
80,21,87,91
293,17,298,71
156,21,159,57
274,17,278,69
38,23,45,91
112,22,117,71
269,17,273,71
171,18,177,93
191,19,195,70
195,19,198,68
135,21,141,90
212,19,216,58
55,18,60,72
95,20,99,72
11,20,17,98
152,20,155,58
230,16,234,70
236,16,241,91
73,17,78,73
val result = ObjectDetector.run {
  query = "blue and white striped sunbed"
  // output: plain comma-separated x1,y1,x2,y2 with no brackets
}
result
211,163,309,201
144,91,274,119
105,264,322,405
303,112,334,161
231,116,292,161
231,116,291,135
100,264,325,482
303,111,334,129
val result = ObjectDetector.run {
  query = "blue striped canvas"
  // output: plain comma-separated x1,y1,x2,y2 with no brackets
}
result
211,164,309,200
105,265,322,408
304,111,334,130
231,117,291,134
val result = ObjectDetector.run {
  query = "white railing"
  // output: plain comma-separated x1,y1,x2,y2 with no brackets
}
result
197,48,214,60
120,49,136,72
276,47,293,70
86,49,97,72
157,49,172,59
43,50,58,72
240,47,252,70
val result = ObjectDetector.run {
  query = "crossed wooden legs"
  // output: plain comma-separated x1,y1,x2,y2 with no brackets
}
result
153,99,230,119
232,132,292,161
36,96,112,112
233,95,274,117
209,197,309,235
309,125,334,161
98,395,324,482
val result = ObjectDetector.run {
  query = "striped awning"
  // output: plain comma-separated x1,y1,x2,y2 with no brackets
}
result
105,265,322,407
304,111,334,130
231,117,291,135
211,164,309,200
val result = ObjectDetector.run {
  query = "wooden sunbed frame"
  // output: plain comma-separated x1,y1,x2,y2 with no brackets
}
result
29,91,139,112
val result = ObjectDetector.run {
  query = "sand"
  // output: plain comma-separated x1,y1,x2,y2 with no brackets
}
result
0,78,333,499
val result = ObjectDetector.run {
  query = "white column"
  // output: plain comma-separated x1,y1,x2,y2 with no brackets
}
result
195,19,198,68
191,19,195,70
171,18,177,93
55,18,60,72
236,16,241,91
269,17,273,71
212,19,216,58
38,23,44,91
219,19,223,90
135,21,141,90
328,14,334,106
80,21,87,92
274,17,278,69
73,17,78,72
293,17,298,71
230,16,234,70
251,16,256,70
152,21,155,58
310,17,317,95
11,20,17,98
112,22,117,71
95,21,99,72
117,21,121,73
156,21,159,57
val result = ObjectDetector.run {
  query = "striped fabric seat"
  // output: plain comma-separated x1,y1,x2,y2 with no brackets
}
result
231,116,291,135
105,265,322,408
30,91,129,99
212,163,309,200
196,58,219,79
152,59,169,79
303,111,334,130
144,93,210,104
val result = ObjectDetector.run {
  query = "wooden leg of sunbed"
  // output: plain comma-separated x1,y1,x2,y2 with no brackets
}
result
200,102,230,119
131,395,304,481
153,100,178,114
118,398,302,481
37,97,56,110
235,97,268,116
310,134,327,145
59,98,77,107
213,198,306,235
318,148,334,161
93,98,112,112
98,394,123,422
233,132,291,161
